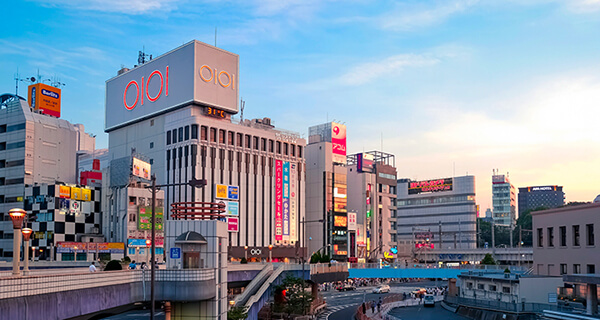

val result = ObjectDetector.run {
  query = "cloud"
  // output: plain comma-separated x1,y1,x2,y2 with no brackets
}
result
379,0,479,31
566,0,600,13
30,0,180,14
338,54,440,86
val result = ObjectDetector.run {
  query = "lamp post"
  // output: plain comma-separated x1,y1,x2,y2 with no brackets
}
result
145,175,207,320
31,246,36,262
74,246,78,262
244,246,248,261
22,228,32,276
9,208,26,276
268,244,273,262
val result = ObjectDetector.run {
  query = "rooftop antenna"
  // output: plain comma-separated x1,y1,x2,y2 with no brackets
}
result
240,98,245,122
14,69,37,96
138,46,152,65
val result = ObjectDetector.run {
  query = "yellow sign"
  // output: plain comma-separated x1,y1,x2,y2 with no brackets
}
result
215,184,228,199
384,251,394,259
71,187,82,200
81,188,92,201
28,83,61,117
59,186,71,198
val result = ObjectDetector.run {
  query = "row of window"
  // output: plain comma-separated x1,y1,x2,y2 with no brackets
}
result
397,195,475,206
0,123,26,134
560,263,595,275
537,224,594,247
466,282,511,293
0,141,25,151
166,125,303,158
0,159,24,168
0,177,24,186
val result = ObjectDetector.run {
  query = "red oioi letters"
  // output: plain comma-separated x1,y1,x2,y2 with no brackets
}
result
123,66,169,110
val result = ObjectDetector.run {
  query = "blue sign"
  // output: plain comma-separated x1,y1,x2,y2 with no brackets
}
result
227,186,239,200
228,202,239,215
128,239,148,247
170,247,181,259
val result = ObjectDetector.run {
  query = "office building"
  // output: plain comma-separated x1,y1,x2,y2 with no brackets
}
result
396,175,477,258
305,122,347,261
518,185,565,216
0,93,95,258
347,151,397,262
492,171,516,226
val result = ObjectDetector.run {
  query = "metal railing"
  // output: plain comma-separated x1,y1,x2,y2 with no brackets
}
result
445,295,591,315
310,263,348,274
349,262,527,272
0,268,215,300
234,264,273,306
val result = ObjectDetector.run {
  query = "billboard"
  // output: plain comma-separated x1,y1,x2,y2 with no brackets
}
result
331,122,347,164
290,163,297,241
227,217,239,232
215,184,239,201
105,40,239,131
357,153,374,173
275,160,283,241
132,157,151,180
283,162,290,238
59,185,71,198
71,187,81,200
348,212,357,231
334,215,347,227
138,206,164,230
216,200,239,216
28,83,61,117
408,178,453,195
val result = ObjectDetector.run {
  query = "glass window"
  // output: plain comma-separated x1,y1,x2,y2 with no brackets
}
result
201,126,208,140
537,228,543,247
228,131,234,145
219,130,225,144
191,124,198,139
548,227,554,247
172,129,177,143
166,131,171,145
560,226,567,246
261,138,266,151
178,127,183,142
560,264,567,275
237,133,243,147
276,141,281,154
269,140,274,152
574,264,581,274
298,146,302,158
284,143,289,155
210,128,217,142
587,264,596,274
185,125,190,140
573,225,580,246
253,136,259,150
502,287,510,294
587,224,595,246
245,135,251,148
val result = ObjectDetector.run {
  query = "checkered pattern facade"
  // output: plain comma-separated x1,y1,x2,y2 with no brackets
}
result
24,184,101,250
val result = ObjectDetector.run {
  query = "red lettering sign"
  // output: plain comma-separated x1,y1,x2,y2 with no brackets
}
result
123,66,169,110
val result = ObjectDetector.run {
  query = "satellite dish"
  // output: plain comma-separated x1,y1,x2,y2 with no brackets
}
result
30,77,36,82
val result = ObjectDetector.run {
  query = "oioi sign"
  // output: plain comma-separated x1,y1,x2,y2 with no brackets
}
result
106,40,239,131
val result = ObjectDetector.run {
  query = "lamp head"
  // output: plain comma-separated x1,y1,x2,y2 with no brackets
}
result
22,228,33,241
8,208,26,229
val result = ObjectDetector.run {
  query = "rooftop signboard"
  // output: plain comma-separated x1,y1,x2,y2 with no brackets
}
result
105,40,239,131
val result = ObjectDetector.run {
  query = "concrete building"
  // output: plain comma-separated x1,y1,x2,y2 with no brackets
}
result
492,171,516,226
103,40,306,264
347,151,397,262
0,93,95,258
305,122,347,261
518,185,565,216
396,175,477,259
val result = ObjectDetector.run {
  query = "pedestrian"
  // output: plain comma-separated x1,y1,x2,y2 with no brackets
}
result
371,300,375,313
377,300,381,313
362,302,366,314
89,261,97,272
141,262,147,270
129,260,137,270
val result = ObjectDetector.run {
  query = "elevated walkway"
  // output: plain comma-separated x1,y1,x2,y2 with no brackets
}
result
349,263,526,279
234,264,273,307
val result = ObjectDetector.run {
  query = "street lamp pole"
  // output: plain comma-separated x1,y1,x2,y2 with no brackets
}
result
9,208,26,277
22,228,32,276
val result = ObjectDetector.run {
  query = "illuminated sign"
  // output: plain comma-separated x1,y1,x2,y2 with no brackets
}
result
138,206,164,230
384,251,394,259
408,178,453,195
106,40,239,131
334,215,347,227
206,106,226,119
59,186,71,198
357,153,374,173
215,184,239,201
331,122,347,164
348,212,357,230
71,187,82,200
227,217,239,232
275,160,283,241
132,157,151,180
528,186,558,192
28,83,61,117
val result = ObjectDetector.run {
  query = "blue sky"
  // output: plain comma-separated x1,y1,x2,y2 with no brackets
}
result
2,0,600,210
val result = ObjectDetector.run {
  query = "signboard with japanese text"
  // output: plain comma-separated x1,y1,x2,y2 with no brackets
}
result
59,186,71,198
283,161,290,239
348,212,357,230
227,217,239,232
290,162,298,241
138,206,164,230
28,83,61,117
275,160,283,240
331,122,347,164
132,157,151,180
215,184,239,201
408,178,453,195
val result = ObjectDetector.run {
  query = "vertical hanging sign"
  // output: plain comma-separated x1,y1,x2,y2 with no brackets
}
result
290,163,298,242
283,162,290,239
275,160,283,241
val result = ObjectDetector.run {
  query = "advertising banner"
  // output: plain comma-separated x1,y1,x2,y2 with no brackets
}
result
59,198,69,213
334,215,348,227
357,153,374,173
290,163,297,241
70,200,81,215
216,200,239,216
215,184,239,201
283,162,290,238
138,206,164,230
348,212,357,231
28,83,61,118
81,188,92,201
227,217,239,232
408,178,453,195
56,242,124,254
71,187,81,200
132,157,151,180
127,239,148,247
59,185,71,198
331,122,347,164
275,160,283,240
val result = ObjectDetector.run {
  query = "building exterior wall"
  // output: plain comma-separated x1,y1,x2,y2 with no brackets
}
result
396,175,477,258
518,185,565,217
532,203,600,276
0,97,95,258
492,174,516,226
459,274,563,304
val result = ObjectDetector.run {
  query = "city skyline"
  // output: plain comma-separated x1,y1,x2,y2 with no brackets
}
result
1,0,599,209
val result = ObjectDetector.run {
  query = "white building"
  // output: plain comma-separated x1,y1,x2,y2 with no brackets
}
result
0,94,95,258
492,171,516,227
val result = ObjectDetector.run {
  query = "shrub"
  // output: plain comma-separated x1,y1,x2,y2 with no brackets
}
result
104,260,123,271
240,257,248,264
122,256,131,263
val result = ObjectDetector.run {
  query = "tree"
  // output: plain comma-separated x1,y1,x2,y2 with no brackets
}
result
240,257,248,264
104,260,123,271
310,251,322,264
513,206,546,246
227,306,248,320
480,253,496,265
273,275,313,316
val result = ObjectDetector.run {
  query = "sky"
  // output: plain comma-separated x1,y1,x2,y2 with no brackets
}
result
2,0,600,211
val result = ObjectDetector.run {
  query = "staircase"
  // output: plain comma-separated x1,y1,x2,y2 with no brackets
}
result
234,264,274,307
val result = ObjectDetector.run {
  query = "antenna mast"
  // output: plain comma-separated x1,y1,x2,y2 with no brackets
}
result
240,98,245,122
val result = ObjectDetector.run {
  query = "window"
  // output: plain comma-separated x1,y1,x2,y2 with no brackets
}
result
560,226,567,246
269,140,274,152
150,119,154,126
7,123,25,132
172,129,177,143
548,227,554,247
502,287,510,294
149,159,153,165
574,264,581,274
261,138,266,151
276,141,281,154
573,225,580,246
253,136,259,150
560,264,567,275
284,142,288,155
7,141,25,149
191,124,198,139
210,128,217,142
587,264,596,274
467,282,473,289
245,135,251,148
166,131,171,145
587,224,595,246
178,127,183,142
219,130,225,144
6,160,24,167
185,125,190,140
150,142,154,149
0,124,5,133
201,126,208,140
537,228,543,247
237,133,243,147
477,284,485,290
228,131,234,145
298,146,303,158
489,285,497,292
291,144,295,156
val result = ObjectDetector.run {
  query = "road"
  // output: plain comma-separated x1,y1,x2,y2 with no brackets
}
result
388,304,468,320
320,280,451,320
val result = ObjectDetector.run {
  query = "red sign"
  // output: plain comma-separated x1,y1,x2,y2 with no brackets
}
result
408,178,453,194
275,160,283,241
227,217,239,232
331,122,346,163
123,66,169,110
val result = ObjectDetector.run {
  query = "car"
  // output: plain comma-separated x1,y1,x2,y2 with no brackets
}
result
373,285,391,294
423,294,435,307
337,284,356,291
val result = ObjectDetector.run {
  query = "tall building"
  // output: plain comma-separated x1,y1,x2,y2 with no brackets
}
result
492,171,516,226
103,40,306,265
518,185,565,216
0,93,95,258
305,122,348,261
396,175,477,258
347,151,397,262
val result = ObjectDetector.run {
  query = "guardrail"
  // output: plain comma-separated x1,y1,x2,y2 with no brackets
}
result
0,268,215,300
234,264,273,306
310,263,348,274
445,295,589,315
349,263,526,272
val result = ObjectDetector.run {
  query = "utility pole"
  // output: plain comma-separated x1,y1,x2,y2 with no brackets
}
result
438,221,442,251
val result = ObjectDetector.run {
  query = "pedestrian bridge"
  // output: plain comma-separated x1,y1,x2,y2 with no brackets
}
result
349,263,527,279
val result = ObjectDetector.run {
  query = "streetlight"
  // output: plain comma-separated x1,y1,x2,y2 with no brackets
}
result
21,228,32,276
9,208,26,276
74,246,78,262
244,246,248,261
268,244,273,262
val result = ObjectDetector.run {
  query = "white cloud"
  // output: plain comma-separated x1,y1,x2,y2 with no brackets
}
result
30,0,180,14
338,54,440,86
379,0,479,31
566,0,600,13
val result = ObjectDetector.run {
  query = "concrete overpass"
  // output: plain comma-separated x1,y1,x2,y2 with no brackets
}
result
349,263,528,279
414,247,533,265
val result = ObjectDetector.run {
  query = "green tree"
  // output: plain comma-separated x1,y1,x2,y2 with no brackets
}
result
104,260,123,271
480,253,496,265
240,257,248,264
273,275,313,316
310,251,322,264
227,306,248,320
